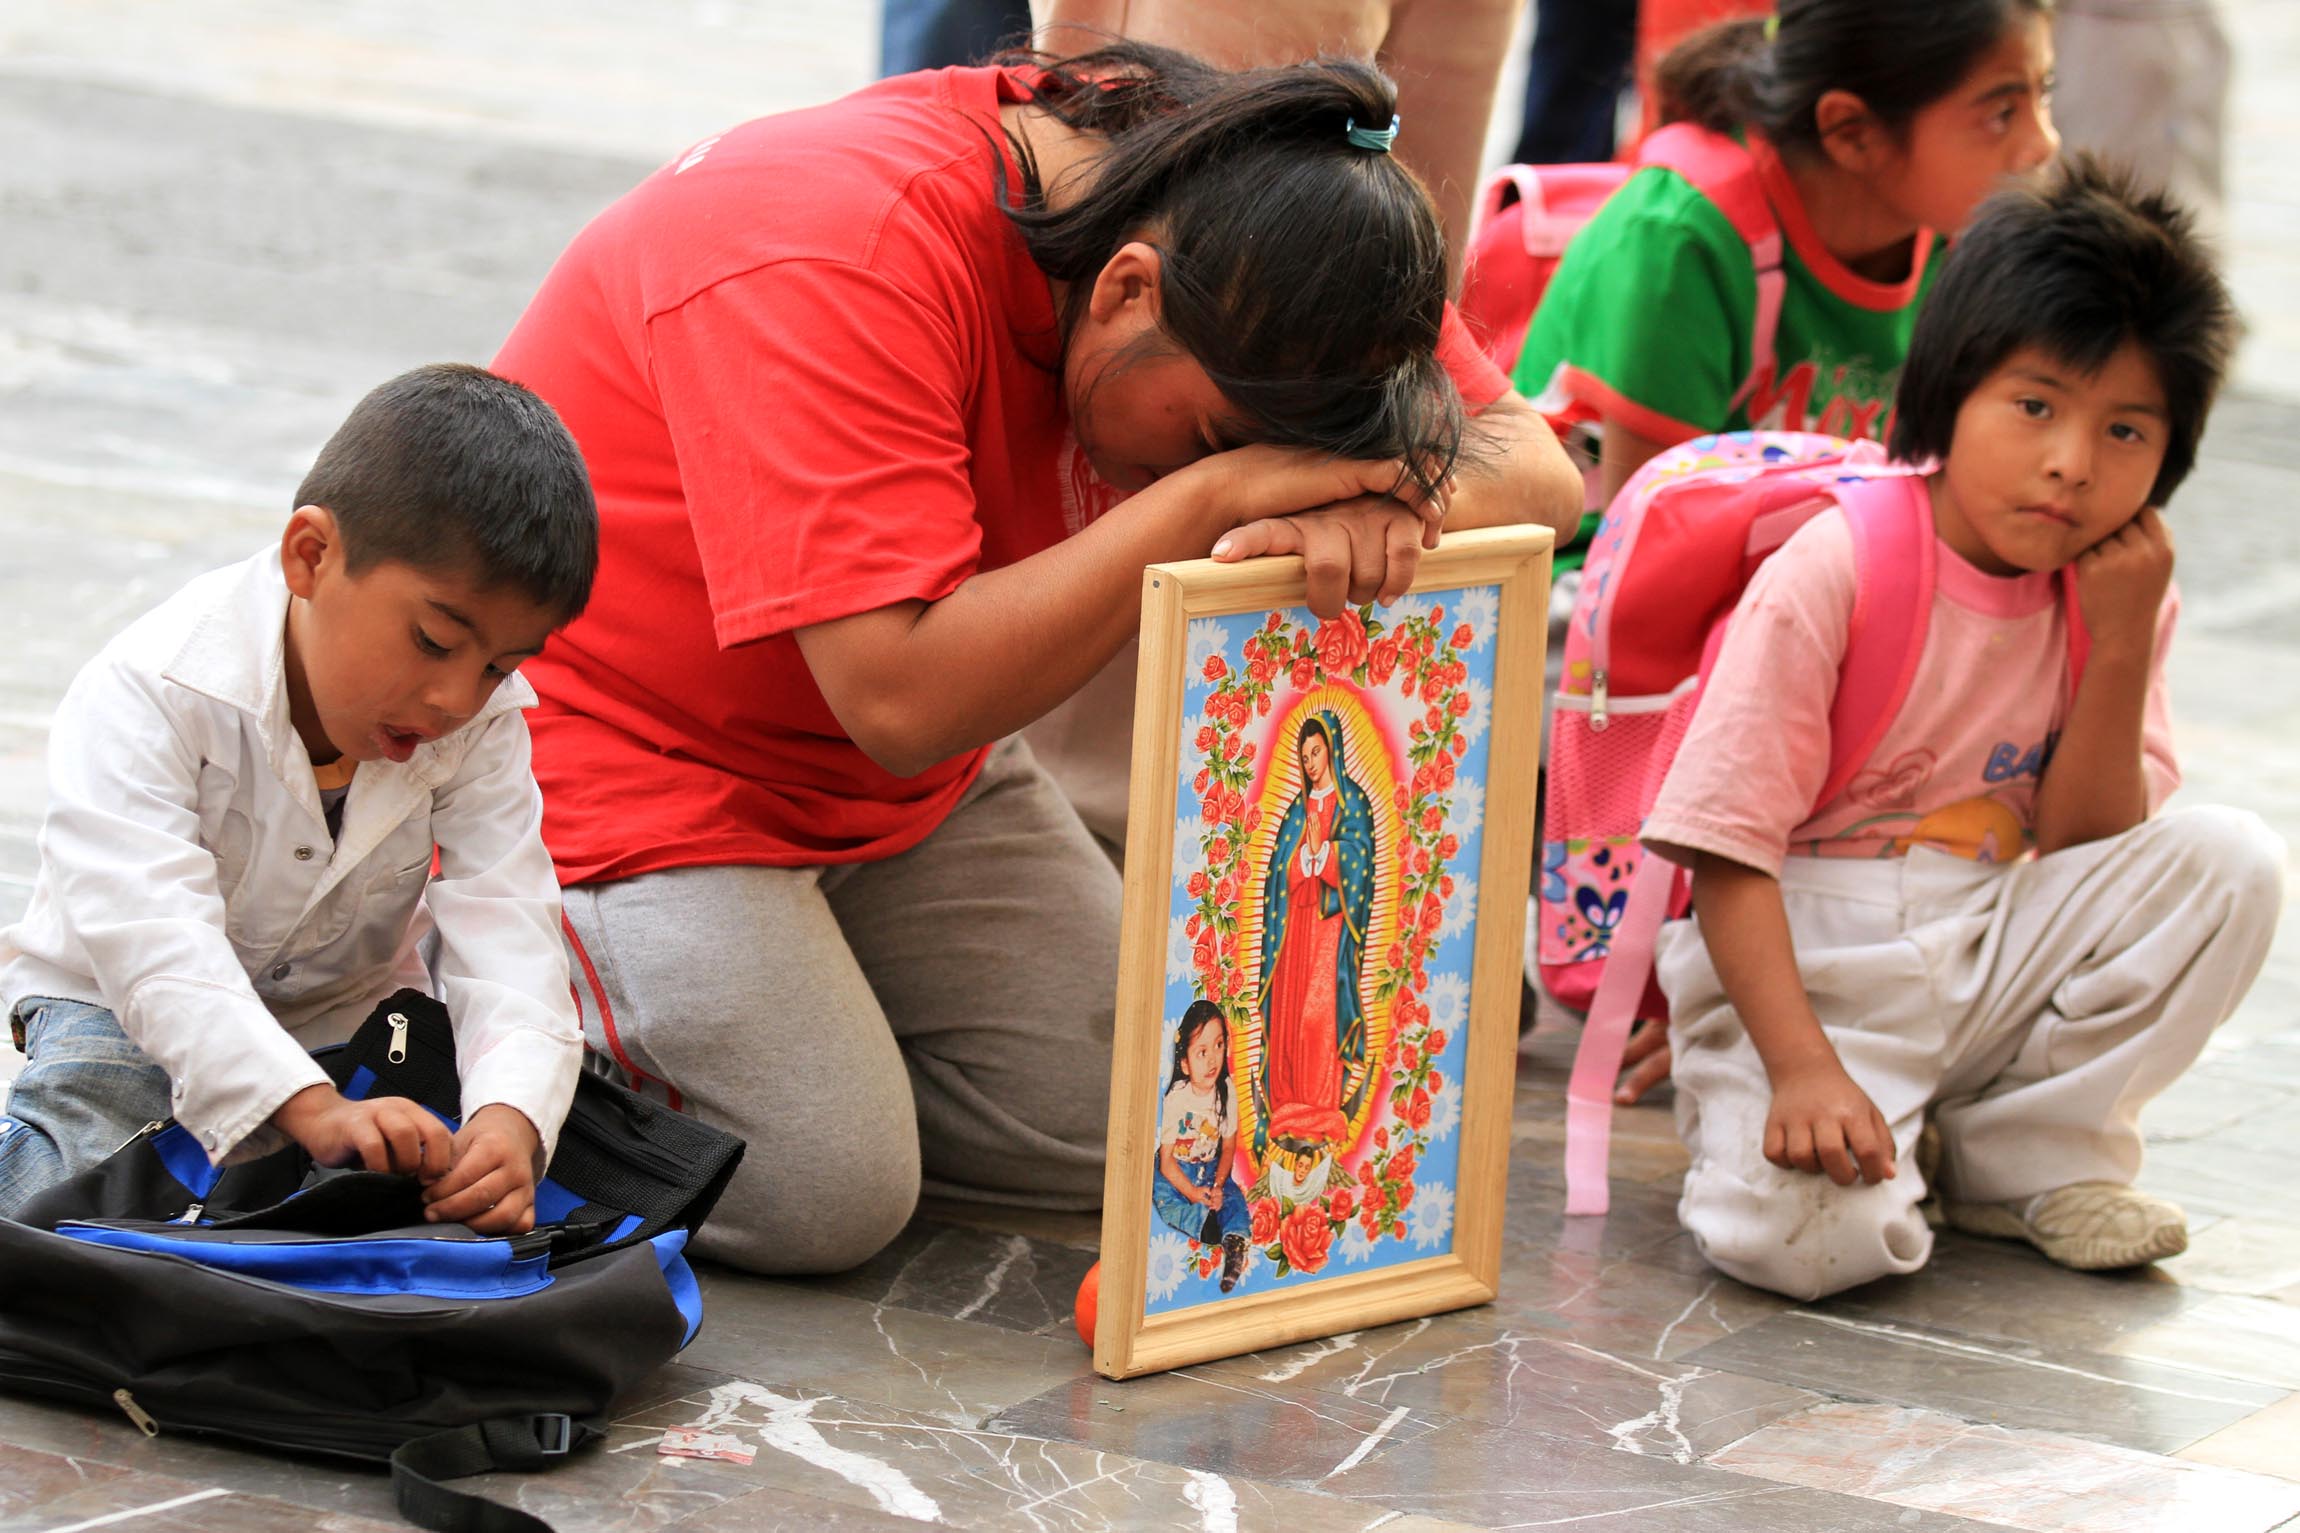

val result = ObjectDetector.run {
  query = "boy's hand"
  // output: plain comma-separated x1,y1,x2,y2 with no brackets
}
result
422,1104,543,1234
274,1084,451,1179
2074,505,2174,657
1764,1064,1897,1186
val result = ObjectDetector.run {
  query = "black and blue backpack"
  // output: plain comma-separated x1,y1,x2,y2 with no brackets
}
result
0,991,744,1533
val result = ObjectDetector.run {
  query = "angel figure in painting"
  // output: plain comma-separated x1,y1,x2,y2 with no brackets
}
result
1255,709,1377,1192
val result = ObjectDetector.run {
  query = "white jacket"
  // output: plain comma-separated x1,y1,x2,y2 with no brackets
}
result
0,549,582,1165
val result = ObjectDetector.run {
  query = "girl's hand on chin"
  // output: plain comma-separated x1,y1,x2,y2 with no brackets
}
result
1212,495,1432,616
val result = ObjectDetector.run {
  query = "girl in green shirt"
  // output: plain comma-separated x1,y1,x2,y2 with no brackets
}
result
1518,0,2063,512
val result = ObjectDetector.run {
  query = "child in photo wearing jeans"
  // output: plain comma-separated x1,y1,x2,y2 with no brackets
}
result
1154,1000,1252,1292
1643,157,2283,1301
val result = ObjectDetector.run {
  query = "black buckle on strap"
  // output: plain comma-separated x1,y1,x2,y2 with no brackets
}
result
531,1413,573,1456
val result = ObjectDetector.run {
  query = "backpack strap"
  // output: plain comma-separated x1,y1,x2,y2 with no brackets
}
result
1822,476,1938,810
392,1414,601,1533
1563,853,1684,1215
1637,123,1785,418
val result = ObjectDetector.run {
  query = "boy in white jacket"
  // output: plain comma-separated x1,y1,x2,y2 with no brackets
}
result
0,364,596,1234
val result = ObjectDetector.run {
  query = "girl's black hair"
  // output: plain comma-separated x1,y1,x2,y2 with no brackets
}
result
1889,154,2235,507
1168,999,1231,1123
995,41,1461,499
1656,0,2051,158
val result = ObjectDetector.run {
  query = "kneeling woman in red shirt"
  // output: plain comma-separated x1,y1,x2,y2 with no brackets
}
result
494,42,1578,1273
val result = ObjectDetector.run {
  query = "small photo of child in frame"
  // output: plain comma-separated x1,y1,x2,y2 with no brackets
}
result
1153,1000,1251,1293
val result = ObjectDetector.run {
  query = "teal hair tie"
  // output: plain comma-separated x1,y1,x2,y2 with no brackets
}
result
1345,115,1400,154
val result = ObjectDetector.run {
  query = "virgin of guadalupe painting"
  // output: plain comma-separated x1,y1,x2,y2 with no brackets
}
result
1255,711,1377,1185
1095,525,1549,1379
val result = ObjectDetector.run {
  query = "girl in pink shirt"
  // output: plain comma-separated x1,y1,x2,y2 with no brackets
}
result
1642,158,2283,1301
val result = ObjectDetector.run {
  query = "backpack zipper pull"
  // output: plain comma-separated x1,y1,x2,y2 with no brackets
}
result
113,1389,159,1437
111,1120,167,1156
174,1202,204,1225
387,1013,410,1065
1590,669,1610,731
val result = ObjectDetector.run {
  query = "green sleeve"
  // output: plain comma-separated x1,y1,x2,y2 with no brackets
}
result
1510,169,1756,441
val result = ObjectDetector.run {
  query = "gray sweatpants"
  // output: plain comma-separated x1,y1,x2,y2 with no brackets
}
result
560,740,1120,1275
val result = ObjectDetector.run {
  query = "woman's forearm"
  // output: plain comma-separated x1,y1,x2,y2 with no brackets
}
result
1450,390,1584,540
793,470,1234,777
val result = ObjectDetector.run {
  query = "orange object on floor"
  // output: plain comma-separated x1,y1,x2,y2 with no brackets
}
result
1074,1260,1100,1348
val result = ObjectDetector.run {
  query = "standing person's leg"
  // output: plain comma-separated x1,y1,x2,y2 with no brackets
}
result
2051,0,2231,233
1926,805,2283,1208
1037,1,1381,68
832,739,1122,1208
1378,0,1524,291
0,998,173,1214
1512,0,1638,165
562,866,923,1274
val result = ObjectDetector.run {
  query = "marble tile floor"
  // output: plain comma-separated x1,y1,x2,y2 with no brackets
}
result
2,1039,2296,1533
0,2,2296,1527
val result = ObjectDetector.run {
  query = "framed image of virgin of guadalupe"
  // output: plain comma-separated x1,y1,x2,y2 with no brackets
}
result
1093,524,1552,1380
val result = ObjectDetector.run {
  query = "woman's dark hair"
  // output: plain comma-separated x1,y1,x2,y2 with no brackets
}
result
295,363,598,618
996,42,1460,498
1890,154,2235,507
1169,999,1231,1123
1657,0,2050,158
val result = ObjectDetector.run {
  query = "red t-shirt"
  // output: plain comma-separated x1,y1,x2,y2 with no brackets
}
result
495,66,1509,885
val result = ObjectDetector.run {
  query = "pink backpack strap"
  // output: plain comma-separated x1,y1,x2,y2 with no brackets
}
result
1563,853,1683,1215
1563,609,1738,1216
1637,124,1785,419
1822,476,1938,809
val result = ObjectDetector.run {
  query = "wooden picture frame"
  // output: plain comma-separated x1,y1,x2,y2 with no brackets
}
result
1094,525,1554,1380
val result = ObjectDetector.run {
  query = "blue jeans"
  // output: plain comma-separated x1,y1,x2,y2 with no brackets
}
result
1153,1153,1249,1244
880,0,1032,75
1513,0,1638,165
0,998,172,1216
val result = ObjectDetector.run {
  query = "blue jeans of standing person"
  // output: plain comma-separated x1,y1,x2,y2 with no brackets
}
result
1513,0,1639,165
1153,1153,1250,1245
0,997,172,1215
881,0,1034,75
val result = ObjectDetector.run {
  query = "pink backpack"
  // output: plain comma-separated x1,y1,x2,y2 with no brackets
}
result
1460,121,1785,404
1540,431,2091,1215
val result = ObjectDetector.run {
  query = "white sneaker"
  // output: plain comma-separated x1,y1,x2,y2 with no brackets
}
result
1941,1181,2188,1271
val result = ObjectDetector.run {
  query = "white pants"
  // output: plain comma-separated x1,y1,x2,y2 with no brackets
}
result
1657,806,2285,1302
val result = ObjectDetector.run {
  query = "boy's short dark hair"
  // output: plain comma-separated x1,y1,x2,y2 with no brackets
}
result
1890,155,2237,507
294,363,598,617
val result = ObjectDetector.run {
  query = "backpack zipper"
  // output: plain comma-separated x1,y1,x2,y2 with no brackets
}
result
1589,669,1609,731
113,1388,159,1437
112,1120,167,1155
386,1012,410,1064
